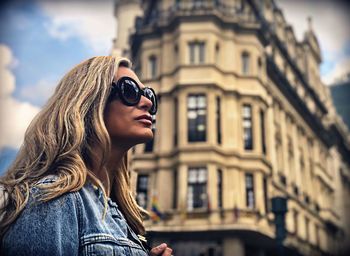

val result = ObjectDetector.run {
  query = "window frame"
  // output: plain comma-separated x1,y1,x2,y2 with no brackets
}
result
187,94,207,142
245,173,255,209
187,167,208,210
242,104,253,150
188,41,206,64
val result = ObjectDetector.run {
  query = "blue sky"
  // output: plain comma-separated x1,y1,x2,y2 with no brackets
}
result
0,0,349,175
0,0,114,107
1,3,90,105
0,0,115,174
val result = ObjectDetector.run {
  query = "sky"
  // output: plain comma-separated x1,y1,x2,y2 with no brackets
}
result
0,0,349,175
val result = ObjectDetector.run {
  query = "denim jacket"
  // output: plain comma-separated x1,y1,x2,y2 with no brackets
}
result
2,176,149,256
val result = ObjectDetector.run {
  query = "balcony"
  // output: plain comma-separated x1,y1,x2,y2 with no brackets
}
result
139,0,255,30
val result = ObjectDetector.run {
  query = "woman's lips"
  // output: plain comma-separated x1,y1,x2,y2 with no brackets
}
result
136,118,152,126
135,115,153,126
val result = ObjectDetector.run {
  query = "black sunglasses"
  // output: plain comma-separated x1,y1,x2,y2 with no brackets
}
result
110,76,158,115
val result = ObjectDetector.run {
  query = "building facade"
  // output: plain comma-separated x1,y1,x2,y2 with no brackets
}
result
113,0,350,255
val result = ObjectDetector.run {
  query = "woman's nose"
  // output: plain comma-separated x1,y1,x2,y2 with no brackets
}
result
139,95,153,112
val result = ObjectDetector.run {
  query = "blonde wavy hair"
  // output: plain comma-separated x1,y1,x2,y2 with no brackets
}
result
0,56,146,238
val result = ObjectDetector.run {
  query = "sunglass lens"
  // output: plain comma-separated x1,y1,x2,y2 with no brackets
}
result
121,79,139,104
145,88,157,114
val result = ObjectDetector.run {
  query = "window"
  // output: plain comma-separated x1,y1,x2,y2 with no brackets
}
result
260,110,266,154
174,97,178,146
194,0,205,8
148,55,157,78
217,169,223,209
189,42,205,64
245,173,255,209
242,51,250,75
136,174,149,209
187,94,206,142
263,177,269,213
242,104,253,150
187,167,207,210
216,96,221,144
173,169,178,209
148,3,159,24
294,210,299,235
305,217,310,241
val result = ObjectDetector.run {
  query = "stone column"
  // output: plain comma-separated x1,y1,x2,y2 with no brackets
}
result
178,91,187,147
178,164,188,211
255,171,264,214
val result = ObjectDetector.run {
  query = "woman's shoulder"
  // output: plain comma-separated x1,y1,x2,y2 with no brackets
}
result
29,175,82,205
29,175,103,217
2,175,82,255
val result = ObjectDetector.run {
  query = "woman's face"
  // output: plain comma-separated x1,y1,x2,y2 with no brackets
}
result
104,66,154,149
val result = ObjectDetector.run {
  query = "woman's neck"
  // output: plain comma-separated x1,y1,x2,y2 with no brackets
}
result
92,146,127,197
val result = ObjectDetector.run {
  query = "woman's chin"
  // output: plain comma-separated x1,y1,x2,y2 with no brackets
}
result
134,130,154,144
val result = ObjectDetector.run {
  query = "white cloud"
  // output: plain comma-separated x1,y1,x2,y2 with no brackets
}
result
0,45,15,97
18,78,56,106
0,44,40,149
322,58,350,85
276,0,350,53
38,0,116,55
276,0,350,84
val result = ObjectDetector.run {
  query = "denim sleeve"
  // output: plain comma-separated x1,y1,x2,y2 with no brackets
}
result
2,188,80,256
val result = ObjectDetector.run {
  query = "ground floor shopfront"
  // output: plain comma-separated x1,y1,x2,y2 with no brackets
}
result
147,230,325,256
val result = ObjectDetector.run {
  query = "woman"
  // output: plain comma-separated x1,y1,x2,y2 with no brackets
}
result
0,56,173,256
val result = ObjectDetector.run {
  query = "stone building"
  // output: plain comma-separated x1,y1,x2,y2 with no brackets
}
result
113,0,350,255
